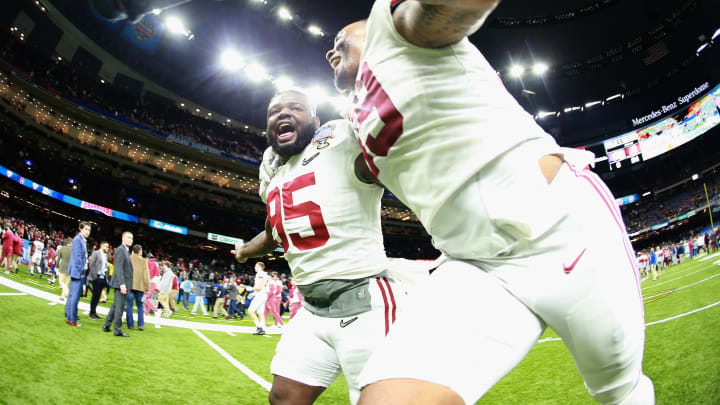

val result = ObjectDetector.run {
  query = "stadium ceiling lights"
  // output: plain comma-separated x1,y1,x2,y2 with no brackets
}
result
712,27,720,42
532,63,549,75
308,25,324,37
536,111,556,119
165,16,194,40
220,49,243,71
585,100,602,108
278,7,293,21
509,65,524,78
696,43,709,55
245,62,268,82
273,76,294,90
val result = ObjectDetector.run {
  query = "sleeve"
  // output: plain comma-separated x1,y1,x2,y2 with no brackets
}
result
113,251,127,287
69,237,85,278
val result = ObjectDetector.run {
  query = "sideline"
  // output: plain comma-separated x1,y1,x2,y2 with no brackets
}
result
193,329,272,391
0,274,278,335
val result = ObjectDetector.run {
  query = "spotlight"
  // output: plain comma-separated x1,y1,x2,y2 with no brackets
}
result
308,25,324,36
696,43,709,55
151,8,162,15
278,7,293,21
245,62,267,82
713,28,720,42
274,76,294,90
510,65,524,78
165,17,185,34
585,100,602,108
532,63,548,75
220,49,243,71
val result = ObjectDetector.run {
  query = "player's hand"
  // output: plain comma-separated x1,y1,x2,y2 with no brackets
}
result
231,242,248,263
120,285,127,294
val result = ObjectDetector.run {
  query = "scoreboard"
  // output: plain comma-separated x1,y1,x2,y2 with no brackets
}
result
603,131,643,170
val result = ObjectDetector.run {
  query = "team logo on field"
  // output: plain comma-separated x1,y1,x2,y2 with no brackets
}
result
312,123,335,150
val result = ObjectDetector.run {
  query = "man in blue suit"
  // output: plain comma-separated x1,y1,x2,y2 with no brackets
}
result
65,221,92,327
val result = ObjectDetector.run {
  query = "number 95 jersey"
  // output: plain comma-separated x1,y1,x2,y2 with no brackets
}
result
259,120,389,285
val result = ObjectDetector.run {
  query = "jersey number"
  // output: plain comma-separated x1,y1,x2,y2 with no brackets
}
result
266,172,330,252
351,62,404,176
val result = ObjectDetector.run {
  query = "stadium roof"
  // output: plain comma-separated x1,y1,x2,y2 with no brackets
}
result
35,0,720,143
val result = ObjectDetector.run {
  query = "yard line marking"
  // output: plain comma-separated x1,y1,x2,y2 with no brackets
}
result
48,302,58,305
0,292,27,296
193,329,271,391
645,301,720,326
643,273,720,301
642,266,718,290
699,252,720,262
227,331,236,336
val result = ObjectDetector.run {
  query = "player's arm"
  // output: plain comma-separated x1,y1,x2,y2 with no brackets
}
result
354,154,384,186
231,218,276,263
393,0,501,48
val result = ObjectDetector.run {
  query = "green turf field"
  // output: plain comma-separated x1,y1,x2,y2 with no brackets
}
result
0,254,718,404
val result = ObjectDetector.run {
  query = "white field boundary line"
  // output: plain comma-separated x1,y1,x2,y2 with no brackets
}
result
699,252,720,262
643,273,720,300
0,274,276,335
639,261,704,285
0,292,27,296
645,301,720,326
537,300,720,344
642,265,718,290
193,329,272,391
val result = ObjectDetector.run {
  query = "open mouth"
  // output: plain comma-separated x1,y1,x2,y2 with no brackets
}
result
330,56,341,71
276,122,296,143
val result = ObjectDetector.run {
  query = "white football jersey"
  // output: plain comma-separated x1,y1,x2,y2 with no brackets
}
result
33,240,44,256
351,0,567,259
260,120,388,285
255,270,269,293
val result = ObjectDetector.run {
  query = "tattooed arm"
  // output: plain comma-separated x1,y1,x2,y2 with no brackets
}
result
393,0,500,48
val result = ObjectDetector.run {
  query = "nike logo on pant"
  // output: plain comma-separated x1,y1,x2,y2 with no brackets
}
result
564,248,587,274
340,316,358,328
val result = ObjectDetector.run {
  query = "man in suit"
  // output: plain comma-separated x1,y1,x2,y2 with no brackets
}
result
88,242,110,320
65,222,92,327
55,237,73,301
103,232,134,337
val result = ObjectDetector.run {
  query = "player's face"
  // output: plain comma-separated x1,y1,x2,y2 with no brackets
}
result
326,21,366,93
266,91,318,158
80,225,91,239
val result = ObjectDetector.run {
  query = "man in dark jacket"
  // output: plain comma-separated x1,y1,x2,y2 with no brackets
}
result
103,232,134,337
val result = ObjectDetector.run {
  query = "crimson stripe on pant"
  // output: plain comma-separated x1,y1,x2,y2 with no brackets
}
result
382,277,396,324
567,164,645,320
376,277,390,335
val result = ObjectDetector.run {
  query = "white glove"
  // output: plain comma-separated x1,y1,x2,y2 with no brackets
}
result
259,147,283,202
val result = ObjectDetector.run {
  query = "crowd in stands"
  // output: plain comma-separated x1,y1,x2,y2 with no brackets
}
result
0,31,266,161
621,170,720,233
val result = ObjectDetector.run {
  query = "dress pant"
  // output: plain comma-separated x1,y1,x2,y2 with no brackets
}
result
213,297,228,318
90,277,107,316
181,292,190,309
104,289,129,334
157,293,172,318
125,290,145,328
59,273,71,300
169,289,178,311
65,278,83,323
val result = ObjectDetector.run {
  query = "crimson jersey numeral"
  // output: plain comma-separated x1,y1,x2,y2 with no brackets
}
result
351,62,404,176
266,172,330,252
